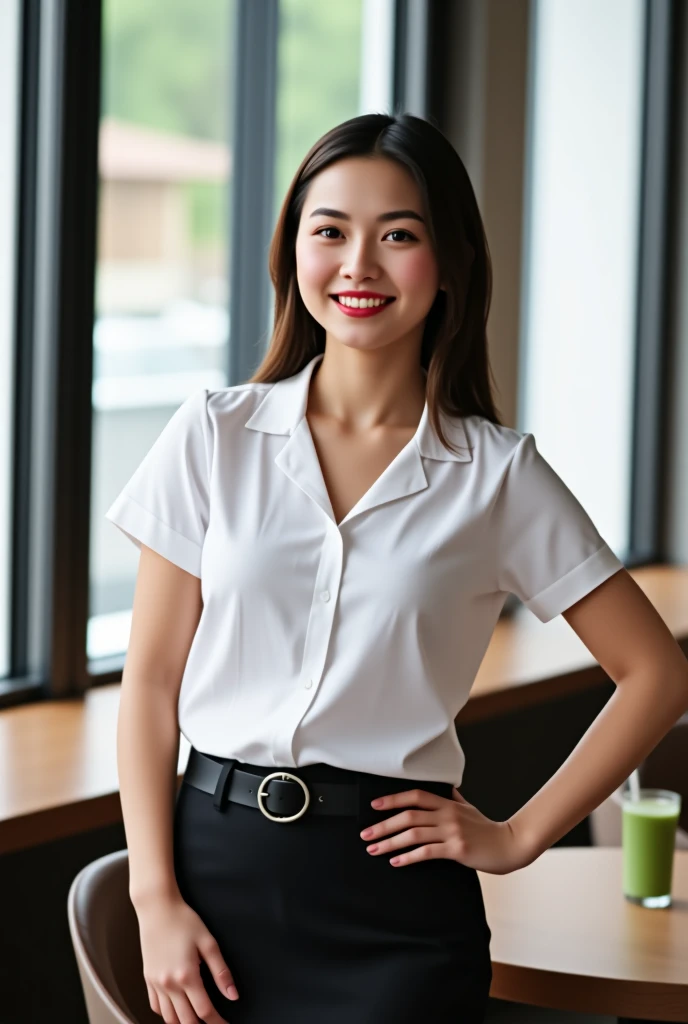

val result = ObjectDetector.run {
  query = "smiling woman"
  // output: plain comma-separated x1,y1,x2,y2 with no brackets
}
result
103,112,684,1024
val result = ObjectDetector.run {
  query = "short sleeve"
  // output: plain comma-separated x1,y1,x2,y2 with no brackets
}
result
494,433,624,623
104,388,211,577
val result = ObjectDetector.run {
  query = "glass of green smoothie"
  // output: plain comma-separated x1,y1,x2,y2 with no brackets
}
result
621,787,681,908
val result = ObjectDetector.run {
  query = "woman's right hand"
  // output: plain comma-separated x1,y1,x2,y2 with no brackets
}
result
135,893,239,1023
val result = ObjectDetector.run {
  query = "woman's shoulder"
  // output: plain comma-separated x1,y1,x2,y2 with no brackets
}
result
204,380,276,422
450,412,526,464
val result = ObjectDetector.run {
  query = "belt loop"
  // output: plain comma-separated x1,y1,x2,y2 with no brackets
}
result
212,759,236,813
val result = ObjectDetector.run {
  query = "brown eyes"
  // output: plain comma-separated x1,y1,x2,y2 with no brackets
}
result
314,227,417,243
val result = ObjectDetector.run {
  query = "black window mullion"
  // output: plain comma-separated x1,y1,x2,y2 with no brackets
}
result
394,0,430,117
53,0,102,695
3,0,42,709
1,0,69,709
4,0,102,709
629,0,680,565
228,0,279,385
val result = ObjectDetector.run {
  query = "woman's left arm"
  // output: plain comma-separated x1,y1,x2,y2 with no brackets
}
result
509,568,688,862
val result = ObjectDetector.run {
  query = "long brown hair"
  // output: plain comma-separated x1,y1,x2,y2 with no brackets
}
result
247,112,504,454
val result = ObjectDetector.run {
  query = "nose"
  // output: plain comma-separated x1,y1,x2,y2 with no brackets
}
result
339,236,381,282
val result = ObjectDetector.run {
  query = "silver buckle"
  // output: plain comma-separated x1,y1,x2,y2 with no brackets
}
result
256,771,310,823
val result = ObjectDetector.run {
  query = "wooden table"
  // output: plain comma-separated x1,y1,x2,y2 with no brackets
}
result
1,564,687,853
479,847,688,1022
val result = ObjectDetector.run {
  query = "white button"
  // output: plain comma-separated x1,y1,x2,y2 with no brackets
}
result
320,590,330,602
304,678,313,689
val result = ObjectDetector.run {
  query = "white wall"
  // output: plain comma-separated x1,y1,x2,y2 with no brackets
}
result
519,0,646,558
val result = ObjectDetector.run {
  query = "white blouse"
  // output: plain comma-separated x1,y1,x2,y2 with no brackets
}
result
105,352,624,786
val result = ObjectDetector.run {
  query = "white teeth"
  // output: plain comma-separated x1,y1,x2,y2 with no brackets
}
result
336,295,390,308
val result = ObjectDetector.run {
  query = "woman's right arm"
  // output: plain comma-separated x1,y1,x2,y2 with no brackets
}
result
118,544,239,1022
117,543,197,908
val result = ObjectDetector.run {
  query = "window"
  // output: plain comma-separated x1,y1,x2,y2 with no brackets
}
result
274,0,395,211
3,0,675,707
90,0,398,663
90,0,235,660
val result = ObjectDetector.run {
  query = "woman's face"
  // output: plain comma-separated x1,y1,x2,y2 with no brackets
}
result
295,156,442,356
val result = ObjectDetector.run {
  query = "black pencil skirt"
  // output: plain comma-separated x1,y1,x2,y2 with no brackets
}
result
172,751,493,1023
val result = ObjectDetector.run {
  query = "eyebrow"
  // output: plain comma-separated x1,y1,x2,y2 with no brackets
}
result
308,207,425,224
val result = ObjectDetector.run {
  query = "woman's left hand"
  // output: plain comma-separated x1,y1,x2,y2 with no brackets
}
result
359,786,534,875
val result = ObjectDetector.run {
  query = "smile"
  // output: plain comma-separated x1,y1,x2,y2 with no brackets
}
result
330,296,396,319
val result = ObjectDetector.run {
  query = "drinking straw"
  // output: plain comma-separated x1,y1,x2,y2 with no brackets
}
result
627,767,641,801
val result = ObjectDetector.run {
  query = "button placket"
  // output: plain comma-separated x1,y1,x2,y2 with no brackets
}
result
272,524,343,765
300,531,341,697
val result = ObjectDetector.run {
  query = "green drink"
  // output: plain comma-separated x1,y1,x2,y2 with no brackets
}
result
622,787,681,908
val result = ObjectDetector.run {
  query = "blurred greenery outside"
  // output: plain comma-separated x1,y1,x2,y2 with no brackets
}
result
101,0,363,251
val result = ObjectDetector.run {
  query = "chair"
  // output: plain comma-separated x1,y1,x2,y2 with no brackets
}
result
589,712,688,848
67,849,159,1024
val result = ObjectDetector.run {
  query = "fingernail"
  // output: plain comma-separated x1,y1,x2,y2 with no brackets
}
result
227,985,239,999
371,798,383,808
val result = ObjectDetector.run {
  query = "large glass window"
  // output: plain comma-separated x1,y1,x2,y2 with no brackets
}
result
264,0,395,343
89,0,235,660
274,0,395,211
90,0,397,662
519,0,645,559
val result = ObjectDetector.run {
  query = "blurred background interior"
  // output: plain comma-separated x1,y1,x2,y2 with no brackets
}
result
1,0,687,1021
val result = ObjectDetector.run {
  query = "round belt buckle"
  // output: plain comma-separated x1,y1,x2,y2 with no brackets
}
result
257,771,310,823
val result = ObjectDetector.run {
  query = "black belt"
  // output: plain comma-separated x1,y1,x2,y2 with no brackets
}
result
183,747,359,822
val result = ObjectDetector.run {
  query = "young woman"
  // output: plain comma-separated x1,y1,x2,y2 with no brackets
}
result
106,112,688,1024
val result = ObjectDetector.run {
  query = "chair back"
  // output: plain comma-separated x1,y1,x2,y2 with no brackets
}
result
67,849,159,1024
